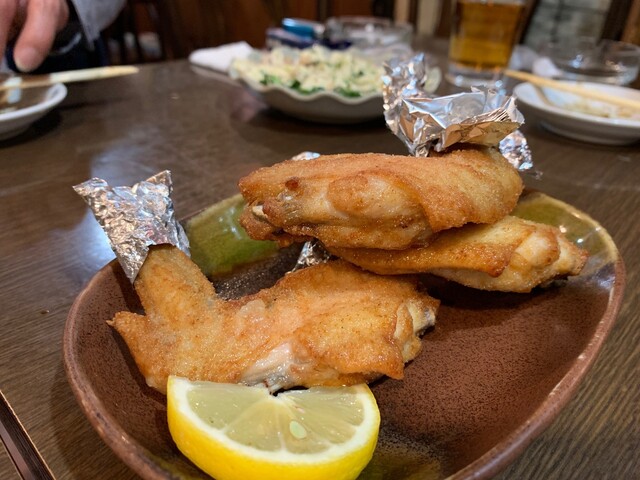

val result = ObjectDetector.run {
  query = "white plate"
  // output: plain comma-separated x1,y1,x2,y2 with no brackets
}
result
0,83,67,140
236,76,383,124
514,81,640,145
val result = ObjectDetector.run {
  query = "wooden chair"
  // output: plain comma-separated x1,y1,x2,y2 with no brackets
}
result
105,0,181,63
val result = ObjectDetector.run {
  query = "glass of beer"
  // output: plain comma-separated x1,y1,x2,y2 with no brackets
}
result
446,0,525,88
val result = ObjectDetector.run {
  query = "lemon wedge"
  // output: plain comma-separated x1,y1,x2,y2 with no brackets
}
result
167,377,380,480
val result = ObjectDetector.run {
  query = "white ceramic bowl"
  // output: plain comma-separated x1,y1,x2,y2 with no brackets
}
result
514,81,640,145
228,45,387,124
236,76,383,124
0,83,67,140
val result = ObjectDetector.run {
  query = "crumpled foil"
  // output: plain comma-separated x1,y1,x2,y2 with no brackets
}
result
382,52,442,103
292,239,332,271
74,170,190,283
383,54,535,173
290,151,321,161
500,129,538,177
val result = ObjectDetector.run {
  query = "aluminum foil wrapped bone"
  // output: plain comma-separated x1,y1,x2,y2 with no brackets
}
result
73,170,190,283
383,53,534,173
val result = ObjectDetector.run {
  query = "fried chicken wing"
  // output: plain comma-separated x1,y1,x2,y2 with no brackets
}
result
109,245,439,393
238,148,523,250
328,216,588,293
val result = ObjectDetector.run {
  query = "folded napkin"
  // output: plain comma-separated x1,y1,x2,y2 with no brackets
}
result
508,46,560,78
532,57,563,78
508,45,539,72
188,41,253,73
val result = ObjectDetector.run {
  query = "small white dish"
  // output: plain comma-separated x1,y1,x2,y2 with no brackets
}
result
0,83,67,140
514,81,640,145
235,76,383,124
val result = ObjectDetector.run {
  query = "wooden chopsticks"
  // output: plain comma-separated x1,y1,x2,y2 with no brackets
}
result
0,66,139,91
0,390,55,480
504,69,640,111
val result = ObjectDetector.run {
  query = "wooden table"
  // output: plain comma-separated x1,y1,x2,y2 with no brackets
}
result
0,53,638,479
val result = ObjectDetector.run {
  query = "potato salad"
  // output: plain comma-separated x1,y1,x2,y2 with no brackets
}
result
231,45,383,98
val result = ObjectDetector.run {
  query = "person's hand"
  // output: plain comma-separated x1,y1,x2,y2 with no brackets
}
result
0,0,69,72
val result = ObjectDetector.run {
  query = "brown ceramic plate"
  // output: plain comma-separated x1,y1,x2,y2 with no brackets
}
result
64,191,625,480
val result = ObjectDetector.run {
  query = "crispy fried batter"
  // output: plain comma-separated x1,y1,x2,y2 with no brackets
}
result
238,149,523,249
328,216,588,293
109,245,438,393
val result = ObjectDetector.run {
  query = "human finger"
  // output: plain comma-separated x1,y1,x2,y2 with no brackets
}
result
13,0,69,71
0,0,19,61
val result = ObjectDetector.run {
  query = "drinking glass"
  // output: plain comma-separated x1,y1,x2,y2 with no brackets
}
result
544,37,640,86
446,0,525,88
